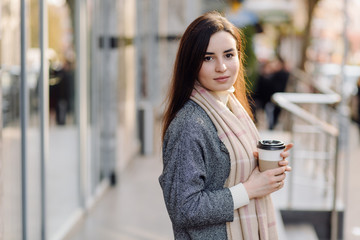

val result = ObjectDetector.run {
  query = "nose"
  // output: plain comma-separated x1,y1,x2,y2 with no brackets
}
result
215,60,227,72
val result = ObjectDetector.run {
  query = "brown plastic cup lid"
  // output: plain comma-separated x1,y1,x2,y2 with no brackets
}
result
257,140,285,150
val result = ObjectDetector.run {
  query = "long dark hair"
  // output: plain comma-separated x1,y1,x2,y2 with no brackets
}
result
162,11,253,141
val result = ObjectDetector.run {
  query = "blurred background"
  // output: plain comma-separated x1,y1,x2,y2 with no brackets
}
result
1,0,360,239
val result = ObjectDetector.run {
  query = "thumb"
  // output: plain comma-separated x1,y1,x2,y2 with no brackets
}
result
252,166,260,174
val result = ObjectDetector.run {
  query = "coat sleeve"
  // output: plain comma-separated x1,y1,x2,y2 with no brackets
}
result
159,127,234,229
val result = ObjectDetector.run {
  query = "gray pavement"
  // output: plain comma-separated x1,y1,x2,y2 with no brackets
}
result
65,154,173,240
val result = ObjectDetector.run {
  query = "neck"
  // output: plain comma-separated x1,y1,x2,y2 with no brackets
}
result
211,86,235,107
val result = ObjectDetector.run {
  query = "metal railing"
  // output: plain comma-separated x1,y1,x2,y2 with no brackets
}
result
272,68,342,240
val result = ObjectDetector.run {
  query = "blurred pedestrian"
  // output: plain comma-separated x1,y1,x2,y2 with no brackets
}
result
253,60,274,123
49,59,74,125
253,57,289,130
159,11,292,239
267,57,289,130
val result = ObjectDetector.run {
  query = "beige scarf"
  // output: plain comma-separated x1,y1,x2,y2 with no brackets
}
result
190,84,278,240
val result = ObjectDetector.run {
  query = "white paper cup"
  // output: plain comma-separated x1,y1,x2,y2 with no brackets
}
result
257,140,286,172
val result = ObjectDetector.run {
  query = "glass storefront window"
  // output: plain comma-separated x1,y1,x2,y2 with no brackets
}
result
1,0,23,239
46,1,80,238
1,0,123,238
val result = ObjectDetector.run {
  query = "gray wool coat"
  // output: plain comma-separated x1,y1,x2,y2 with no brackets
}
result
159,100,235,239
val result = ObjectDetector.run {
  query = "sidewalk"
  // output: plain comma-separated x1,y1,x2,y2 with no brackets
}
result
65,122,360,240
65,153,173,240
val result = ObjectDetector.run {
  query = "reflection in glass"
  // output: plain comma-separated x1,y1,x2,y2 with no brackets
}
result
1,0,23,239
46,1,80,238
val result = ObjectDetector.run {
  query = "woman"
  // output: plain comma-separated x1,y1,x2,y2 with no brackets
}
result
159,11,292,240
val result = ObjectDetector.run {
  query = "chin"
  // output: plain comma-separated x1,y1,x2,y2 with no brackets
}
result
217,83,234,91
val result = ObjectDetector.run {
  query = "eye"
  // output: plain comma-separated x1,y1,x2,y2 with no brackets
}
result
225,53,234,59
204,56,213,62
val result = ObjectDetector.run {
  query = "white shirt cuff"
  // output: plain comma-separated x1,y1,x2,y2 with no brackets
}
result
229,183,250,210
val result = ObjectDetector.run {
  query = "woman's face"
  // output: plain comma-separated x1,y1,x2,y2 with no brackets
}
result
198,31,239,92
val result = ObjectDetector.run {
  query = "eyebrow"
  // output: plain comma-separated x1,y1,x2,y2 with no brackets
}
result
205,48,235,55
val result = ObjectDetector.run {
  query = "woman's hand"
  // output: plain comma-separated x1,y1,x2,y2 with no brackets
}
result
279,143,293,172
243,143,293,199
243,167,286,199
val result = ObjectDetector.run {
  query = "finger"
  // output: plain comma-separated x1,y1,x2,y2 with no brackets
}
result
283,143,294,152
278,160,288,166
280,151,289,158
274,181,283,189
276,172,286,181
253,151,259,159
278,161,292,172
252,166,260,173
269,166,286,176
281,144,293,160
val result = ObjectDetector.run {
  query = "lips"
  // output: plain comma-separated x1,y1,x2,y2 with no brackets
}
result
214,76,230,82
